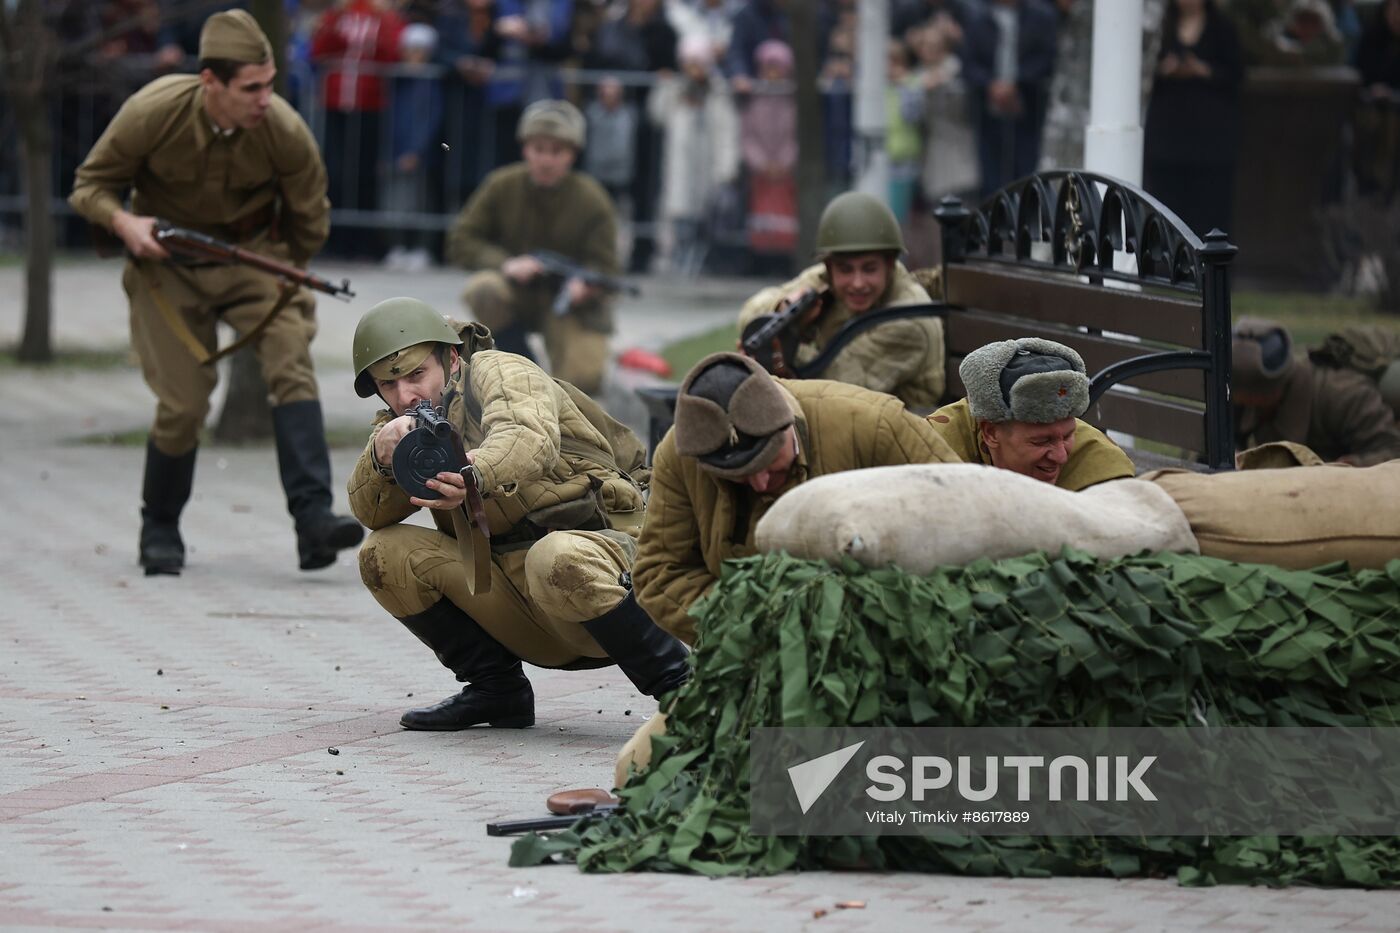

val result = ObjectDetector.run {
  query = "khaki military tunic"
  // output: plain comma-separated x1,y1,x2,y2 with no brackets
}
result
349,348,645,667
1236,359,1400,467
69,74,330,456
927,398,1137,491
737,261,947,409
447,164,620,394
634,379,959,646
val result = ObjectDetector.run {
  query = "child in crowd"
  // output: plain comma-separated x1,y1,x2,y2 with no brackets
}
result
383,22,444,271
741,39,798,274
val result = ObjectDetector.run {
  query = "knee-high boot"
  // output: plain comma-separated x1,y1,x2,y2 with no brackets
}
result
581,591,690,700
270,399,364,570
140,440,197,576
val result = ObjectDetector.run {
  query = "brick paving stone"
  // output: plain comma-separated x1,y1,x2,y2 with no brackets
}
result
2,262,1398,931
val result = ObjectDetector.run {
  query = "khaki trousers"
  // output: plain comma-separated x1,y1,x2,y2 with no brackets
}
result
461,270,611,394
358,523,635,667
124,253,319,456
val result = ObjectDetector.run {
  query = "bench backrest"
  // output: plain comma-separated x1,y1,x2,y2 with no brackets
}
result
936,171,1237,471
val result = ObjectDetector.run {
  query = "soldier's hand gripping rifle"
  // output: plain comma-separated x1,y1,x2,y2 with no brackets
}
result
529,250,641,316
154,221,355,300
392,400,493,595
738,287,831,378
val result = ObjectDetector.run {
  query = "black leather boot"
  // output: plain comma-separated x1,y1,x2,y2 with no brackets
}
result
270,399,364,570
140,440,196,576
581,591,690,700
397,598,535,730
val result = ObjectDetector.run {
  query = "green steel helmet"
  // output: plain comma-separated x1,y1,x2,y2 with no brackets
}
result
517,98,587,149
815,191,905,257
352,297,462,398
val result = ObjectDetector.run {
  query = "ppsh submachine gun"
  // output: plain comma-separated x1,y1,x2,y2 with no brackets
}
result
529,250,641,316
393,400,494,595
738,287,832,378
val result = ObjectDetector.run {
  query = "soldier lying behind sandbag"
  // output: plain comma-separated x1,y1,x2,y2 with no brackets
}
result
632,351,961,648
926,337,1136,489
1234,318,1400,467
618,352,960,782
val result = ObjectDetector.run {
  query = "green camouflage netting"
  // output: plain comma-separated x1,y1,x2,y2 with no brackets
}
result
511,550,1400,886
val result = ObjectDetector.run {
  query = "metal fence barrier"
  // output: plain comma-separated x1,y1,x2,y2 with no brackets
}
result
0,55,827,271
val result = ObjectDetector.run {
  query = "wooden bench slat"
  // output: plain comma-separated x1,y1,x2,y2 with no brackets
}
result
945,313,1208,401
945,264,1205,348
1086,390,1204,453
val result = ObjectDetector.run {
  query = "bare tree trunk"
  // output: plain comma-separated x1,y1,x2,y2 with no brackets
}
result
2,0,54,362
214,0,287,442
213,349,275,442
16,91,53,362
791,0,826,262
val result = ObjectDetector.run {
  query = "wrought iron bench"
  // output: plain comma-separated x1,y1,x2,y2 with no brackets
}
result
639,170,1238,472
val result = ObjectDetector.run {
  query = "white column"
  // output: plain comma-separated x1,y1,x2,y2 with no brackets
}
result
853,0,890,198
1083,0,1144,185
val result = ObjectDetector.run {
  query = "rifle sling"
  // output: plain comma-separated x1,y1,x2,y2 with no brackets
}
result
141,261,299,367
442,423,493,597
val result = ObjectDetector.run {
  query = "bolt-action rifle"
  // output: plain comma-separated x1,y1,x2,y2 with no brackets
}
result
154,221,355,300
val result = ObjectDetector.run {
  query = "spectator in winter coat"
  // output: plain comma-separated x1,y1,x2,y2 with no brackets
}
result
648,33,741,273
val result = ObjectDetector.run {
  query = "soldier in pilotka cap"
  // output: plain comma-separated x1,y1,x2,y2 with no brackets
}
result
1233,318,1400,466
926,337,1136,489
633,353,959,646
69,10,361,575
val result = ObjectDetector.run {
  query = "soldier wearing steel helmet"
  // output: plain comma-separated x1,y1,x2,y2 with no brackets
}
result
446,99,620,395
347,297,689,732
736,191,948,409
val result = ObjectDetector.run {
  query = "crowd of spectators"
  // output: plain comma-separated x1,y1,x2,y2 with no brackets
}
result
13,0,1400,273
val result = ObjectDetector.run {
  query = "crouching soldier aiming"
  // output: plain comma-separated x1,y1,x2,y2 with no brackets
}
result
349,298,688,730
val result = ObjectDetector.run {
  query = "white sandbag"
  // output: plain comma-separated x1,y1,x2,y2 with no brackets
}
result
754,463,1198,573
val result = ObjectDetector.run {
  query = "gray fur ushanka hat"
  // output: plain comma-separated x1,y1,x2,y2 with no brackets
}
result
960,337,1090,424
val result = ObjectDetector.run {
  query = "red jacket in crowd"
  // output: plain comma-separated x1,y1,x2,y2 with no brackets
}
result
311,0,405,112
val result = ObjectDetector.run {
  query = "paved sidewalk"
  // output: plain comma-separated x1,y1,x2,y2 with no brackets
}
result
1,261,1397,931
